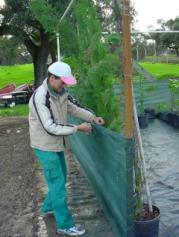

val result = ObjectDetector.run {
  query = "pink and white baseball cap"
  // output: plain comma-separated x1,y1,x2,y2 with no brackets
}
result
48,61,77,85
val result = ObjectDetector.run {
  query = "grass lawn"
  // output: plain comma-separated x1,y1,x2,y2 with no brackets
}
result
0,64,32,117
0,64,34,88
0,105,28,117
139,62,179,79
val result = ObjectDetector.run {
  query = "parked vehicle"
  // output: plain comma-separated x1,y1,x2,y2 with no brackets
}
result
0,83,34,107
0,84,16,95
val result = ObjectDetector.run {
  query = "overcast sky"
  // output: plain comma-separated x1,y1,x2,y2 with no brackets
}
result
132,0,179,30
0,0,178,31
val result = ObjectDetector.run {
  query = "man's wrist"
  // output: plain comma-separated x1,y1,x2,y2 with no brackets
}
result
73,125,78,133
92,117,97,123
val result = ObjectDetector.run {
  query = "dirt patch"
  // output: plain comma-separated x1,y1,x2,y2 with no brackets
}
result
0,117,114,237
0,117,37,237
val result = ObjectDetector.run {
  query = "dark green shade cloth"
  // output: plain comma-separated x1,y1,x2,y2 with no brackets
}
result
69,117,134,237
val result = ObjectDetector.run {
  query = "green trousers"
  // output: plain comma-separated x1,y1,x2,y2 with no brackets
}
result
33,149,74,229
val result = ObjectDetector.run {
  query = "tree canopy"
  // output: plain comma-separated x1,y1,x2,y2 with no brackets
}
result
0,0,76,87
150,16,179,57
0,0,123,130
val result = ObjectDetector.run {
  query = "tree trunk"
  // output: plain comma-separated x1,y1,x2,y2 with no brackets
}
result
33,56,48,88
33,32,50,88
175,48,179,57
24,31,50,88
50,38,57,62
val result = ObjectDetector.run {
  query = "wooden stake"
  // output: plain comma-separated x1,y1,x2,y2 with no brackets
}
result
122,0,133,138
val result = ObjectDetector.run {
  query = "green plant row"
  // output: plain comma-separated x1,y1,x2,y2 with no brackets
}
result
139,62,179,80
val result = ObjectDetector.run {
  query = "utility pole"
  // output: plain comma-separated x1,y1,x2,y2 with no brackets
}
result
56,0,75,61
56,33,61,61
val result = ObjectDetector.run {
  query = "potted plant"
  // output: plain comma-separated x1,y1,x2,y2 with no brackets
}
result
137,77,148,129
144,85,156,121
168,79,179,128
156,103,170,122
134,152,160,237
144,108,155,120
138,98,148,129
134,103,160,237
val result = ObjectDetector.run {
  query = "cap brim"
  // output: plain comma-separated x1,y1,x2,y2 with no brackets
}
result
60,76,77,85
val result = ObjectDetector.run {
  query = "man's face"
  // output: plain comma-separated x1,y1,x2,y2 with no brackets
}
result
49,75,66,92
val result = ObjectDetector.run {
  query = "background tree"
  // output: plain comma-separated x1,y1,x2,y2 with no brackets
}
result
0,0,124,130
95,0,118,33
0,0,76,87
150,16,179,57
132,33,150,60
0,36,32,65
0,0,125,88
69,0,122,131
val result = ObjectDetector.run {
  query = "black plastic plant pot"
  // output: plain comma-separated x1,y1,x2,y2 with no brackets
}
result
144,108,156,121
159,112,169,122
171,113,179,128
155,112,162,119
134,205,160,237
167,113,175,126
138,114,148,129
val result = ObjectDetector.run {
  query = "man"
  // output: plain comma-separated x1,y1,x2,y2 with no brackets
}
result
29,61,104,236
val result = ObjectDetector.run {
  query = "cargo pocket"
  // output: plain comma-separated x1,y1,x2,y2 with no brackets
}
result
40,156,60,169
45,168,61,183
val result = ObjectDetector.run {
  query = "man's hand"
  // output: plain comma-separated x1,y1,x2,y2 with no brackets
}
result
77,122,92,133
93,117,105,125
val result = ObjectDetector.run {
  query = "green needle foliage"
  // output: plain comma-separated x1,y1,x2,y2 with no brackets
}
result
169,79,179,113
1,1,123,131
134,154,144,216
71,0,122,132
30,0,65,33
